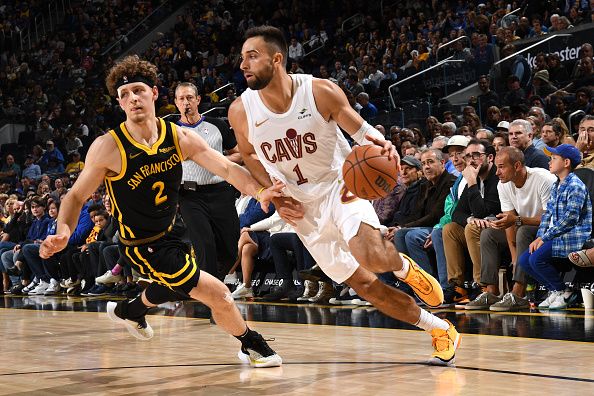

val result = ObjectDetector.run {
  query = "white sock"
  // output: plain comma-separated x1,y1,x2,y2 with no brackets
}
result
415,309,450,331
393,254,410,279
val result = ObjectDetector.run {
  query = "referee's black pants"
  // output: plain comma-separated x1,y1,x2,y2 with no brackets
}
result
179,182,239,280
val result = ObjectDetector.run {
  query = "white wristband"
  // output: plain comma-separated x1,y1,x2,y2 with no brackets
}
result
351,121,384,146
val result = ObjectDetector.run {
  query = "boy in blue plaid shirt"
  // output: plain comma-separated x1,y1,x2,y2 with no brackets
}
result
518,144,592,310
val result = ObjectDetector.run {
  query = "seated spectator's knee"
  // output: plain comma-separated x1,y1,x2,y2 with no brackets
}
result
516,225,537,241
479,227,498,244
464,222,482,238
241,243,257,258
442,222,457,238
404,229,425,247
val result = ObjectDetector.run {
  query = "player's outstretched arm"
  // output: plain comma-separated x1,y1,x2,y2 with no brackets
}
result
177,126,282,212
40,135,114,258
312,78,398,161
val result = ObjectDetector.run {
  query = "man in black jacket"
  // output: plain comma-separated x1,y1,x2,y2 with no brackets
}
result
442,139,501,305
384,156,424,229
388,149,456,258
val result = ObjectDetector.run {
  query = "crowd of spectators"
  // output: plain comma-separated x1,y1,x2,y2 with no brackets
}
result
0,0,593,310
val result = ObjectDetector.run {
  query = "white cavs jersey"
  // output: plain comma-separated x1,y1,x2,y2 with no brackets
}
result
241,74,351,203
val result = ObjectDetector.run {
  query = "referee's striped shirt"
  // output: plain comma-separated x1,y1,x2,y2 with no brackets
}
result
176,116,238,185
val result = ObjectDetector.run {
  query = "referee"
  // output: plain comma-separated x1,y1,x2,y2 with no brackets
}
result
174,82,241,279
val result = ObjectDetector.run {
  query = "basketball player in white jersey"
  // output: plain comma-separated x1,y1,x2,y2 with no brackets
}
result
229,26,461,366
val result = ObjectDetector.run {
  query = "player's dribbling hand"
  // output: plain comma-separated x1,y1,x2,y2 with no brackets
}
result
259,178,285,213
365,134,399,161
39,234,69,259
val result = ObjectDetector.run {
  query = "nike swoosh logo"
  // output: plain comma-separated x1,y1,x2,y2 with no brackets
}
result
255,118,269,127
129,151,143,159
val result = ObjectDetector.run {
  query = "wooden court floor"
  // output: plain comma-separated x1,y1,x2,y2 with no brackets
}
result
1,296,593,395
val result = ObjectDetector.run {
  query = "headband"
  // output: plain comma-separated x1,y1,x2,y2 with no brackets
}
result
115,74,155,91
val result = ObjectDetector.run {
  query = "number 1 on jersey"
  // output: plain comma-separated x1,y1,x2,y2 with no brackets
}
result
292,164,308,185
152,181,168,206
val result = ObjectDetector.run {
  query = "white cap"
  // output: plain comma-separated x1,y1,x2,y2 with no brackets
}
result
497,121,510,130
442,135,470,153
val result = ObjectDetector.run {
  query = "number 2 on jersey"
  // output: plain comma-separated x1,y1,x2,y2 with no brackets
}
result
292,164,308,185
152,181,168,206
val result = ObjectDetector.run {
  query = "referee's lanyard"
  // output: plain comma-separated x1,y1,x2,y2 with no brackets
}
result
177,116,205,129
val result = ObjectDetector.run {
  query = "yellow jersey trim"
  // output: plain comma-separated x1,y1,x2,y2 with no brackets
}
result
171,123,184,160
126,247,169,288
167,255,198,287
119,118,167,155
105,130,127,181
104,179,128,239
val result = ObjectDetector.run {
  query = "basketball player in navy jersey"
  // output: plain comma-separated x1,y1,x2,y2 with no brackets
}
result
40,55,282,368
229,26,461,365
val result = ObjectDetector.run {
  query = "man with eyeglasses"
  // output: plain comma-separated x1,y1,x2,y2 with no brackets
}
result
442,139,501,307
174,82,243,280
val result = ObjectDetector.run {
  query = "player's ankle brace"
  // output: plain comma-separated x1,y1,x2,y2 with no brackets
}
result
116,297,149,321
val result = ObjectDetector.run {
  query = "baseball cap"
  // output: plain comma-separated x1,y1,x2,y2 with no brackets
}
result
442,135,470,153
544,144,582,168
348,65,358,72
497,121,510,131
401,155,422,170
533,69,550,83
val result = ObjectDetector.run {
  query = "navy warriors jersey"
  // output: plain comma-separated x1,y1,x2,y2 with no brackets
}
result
105,118,183,242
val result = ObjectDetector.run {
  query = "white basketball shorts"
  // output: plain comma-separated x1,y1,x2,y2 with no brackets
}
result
293,179,381,283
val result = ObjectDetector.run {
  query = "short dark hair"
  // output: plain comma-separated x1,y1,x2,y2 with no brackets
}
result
87,203,105,214
94,210,109,220
468,138,494,156
30,196,46,208
576,87,592,99
544,121,563,138
244,26,288,67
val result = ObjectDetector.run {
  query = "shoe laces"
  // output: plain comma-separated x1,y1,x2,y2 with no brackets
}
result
243,333,276,358
408,270,431,293
135,317,148,330
474,291,488,302
501,292,515,304
431,330,451,353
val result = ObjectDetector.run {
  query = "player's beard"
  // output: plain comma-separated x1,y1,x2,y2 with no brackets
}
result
247,62,274,90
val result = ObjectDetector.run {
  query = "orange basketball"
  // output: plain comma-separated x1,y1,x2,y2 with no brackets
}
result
342,145,399,200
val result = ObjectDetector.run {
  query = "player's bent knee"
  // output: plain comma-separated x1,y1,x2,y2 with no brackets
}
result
144,284,181,305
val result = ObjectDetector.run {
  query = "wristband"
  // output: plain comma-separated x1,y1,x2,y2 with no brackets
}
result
351,121,385,146
255,187,266,202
